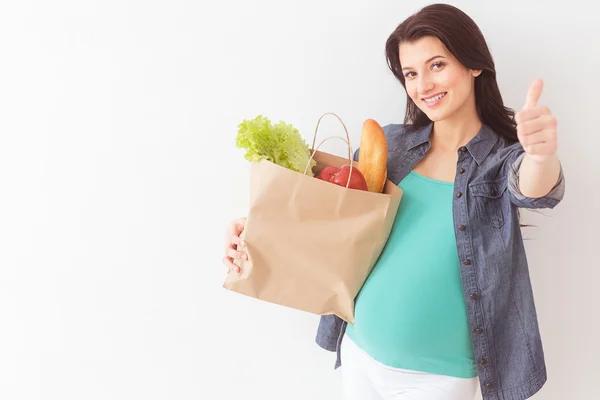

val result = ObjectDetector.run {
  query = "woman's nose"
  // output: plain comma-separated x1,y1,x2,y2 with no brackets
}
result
417,75,435,95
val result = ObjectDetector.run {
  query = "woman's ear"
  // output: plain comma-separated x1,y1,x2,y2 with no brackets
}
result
472,69,483,77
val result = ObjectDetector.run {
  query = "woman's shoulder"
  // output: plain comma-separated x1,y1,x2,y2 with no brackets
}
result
380,122,405,140
487,128,524,163
381,122,418,136
381,122,429,151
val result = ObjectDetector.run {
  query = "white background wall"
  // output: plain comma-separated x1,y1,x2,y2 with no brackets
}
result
1,0,598,399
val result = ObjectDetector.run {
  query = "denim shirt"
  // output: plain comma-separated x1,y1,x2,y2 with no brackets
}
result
315,122,565,400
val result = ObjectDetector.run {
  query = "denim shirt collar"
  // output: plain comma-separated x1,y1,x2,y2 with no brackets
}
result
407,122,500,165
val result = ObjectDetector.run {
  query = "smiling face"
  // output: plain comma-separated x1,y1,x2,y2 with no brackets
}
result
399,36,481,123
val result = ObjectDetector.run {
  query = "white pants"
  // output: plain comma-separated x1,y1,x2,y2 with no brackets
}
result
340,335,479,400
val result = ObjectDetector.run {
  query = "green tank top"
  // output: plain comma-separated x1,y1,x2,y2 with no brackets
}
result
345,170,477,378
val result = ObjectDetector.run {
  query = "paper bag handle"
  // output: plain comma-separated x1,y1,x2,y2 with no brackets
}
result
310,112,352,156
303,112,356,189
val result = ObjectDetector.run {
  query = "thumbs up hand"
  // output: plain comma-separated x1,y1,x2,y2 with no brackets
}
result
515,79,558,164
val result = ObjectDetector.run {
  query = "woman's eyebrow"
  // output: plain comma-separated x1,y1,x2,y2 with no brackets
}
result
402,55,446,71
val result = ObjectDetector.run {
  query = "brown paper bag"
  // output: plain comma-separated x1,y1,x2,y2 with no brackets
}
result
223,112,403,323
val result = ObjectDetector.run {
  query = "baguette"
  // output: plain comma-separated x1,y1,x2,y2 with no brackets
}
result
357,119,388,193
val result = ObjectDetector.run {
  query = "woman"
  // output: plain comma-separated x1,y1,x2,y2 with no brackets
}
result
223,4,565,400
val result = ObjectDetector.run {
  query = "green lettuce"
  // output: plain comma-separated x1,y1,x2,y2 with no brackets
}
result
235,115,317,176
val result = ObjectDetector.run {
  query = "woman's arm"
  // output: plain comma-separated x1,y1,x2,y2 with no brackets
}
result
518,153,562,198
515,79,562,199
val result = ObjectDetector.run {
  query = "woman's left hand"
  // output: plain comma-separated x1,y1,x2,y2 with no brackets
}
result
515,79,558,164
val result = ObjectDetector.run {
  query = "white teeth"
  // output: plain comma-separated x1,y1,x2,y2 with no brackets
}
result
424,92,446,103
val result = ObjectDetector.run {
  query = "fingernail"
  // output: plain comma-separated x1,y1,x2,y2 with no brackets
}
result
241,254,246,260
241,241,246,247
235,267,240,273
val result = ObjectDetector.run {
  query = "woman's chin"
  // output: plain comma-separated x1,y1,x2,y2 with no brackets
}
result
422,110,448,122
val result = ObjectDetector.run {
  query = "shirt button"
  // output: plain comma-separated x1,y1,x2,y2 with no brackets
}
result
460,146,467,152
463,259,471,265
481,359,487,365
459,167,465,174
474,328,483,334
459,225,466,231
456,191,462,198
486,383,493,389
470,293,478,300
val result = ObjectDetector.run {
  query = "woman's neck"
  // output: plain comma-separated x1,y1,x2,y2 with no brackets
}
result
431,99,482,151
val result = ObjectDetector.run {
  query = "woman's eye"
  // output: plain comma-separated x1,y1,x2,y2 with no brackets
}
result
432,62,445,70
404,71,416,78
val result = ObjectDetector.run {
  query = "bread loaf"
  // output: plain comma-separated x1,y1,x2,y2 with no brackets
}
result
357,119,388,193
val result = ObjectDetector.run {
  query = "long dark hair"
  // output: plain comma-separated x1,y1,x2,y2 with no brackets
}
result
385,3,518,143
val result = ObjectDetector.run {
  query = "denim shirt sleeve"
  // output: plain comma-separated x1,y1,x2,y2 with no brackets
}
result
315,314,345,352
506,147,566,209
